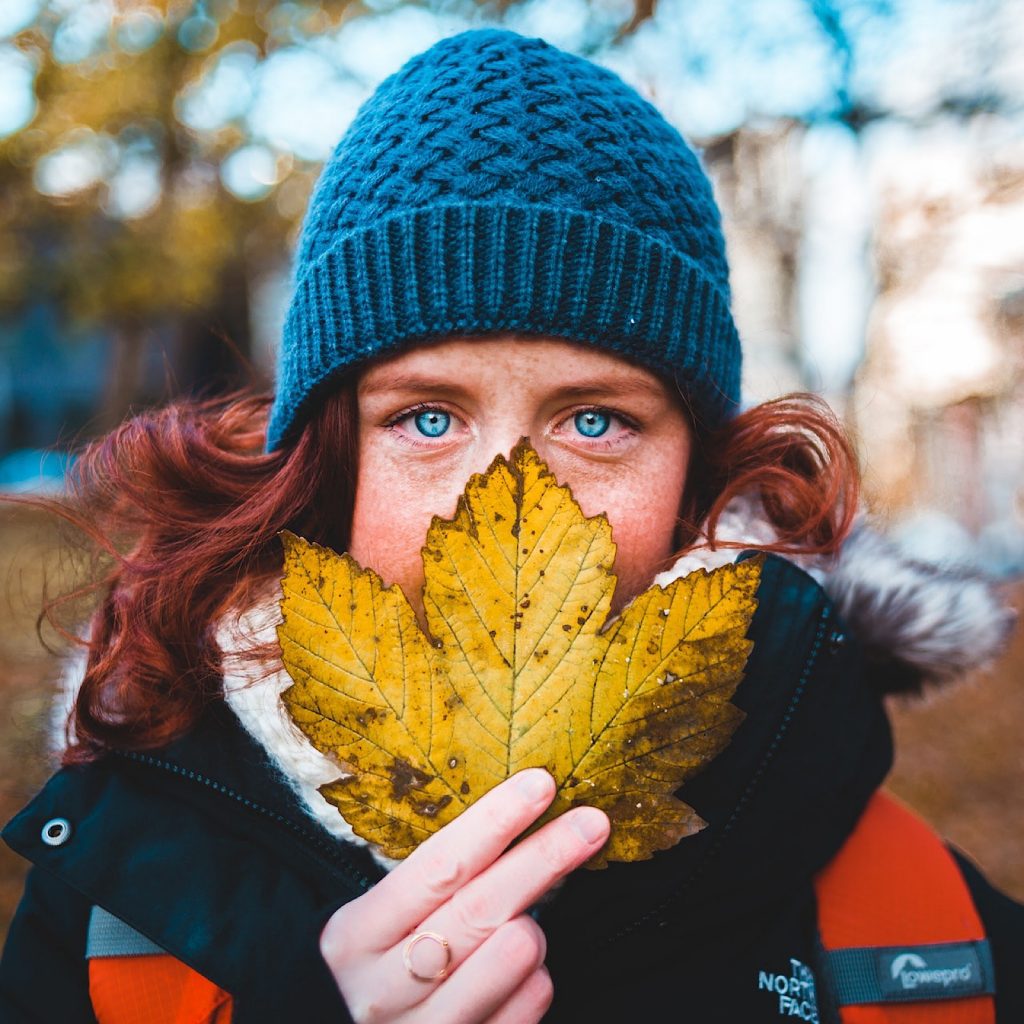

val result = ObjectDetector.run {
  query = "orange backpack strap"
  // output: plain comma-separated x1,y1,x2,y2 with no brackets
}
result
813,791,995,1024
85,907,232,1024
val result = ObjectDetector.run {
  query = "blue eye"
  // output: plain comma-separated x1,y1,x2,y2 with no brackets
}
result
413,409,450,437
574,410,610,438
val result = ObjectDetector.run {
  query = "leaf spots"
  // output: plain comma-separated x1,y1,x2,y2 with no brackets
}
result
413,795,453,819
387,759,433,800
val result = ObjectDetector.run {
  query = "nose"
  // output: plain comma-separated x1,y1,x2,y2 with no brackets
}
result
471,408,540,469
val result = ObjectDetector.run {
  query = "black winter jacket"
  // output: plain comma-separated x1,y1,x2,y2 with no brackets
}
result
2,555,1022,1023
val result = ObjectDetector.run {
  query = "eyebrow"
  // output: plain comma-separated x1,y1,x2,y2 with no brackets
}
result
359,374,468,398
545,378,666,401
359,372,667,401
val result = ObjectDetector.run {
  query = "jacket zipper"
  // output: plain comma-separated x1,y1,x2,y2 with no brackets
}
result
114,750,377,893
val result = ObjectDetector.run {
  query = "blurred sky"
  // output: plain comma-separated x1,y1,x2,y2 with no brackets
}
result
3,0,1021,163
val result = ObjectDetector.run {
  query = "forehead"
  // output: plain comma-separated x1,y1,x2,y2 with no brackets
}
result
357,334,674,400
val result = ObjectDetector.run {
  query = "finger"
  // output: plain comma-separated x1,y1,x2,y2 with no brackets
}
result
410,916,546,1024
371,805,606,1013
414,805,608,956
481,966,554,1024
334,768,555,947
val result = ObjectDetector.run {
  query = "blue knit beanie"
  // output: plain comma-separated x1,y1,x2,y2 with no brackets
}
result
265,27,741,452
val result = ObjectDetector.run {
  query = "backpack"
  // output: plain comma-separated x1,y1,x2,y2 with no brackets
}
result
814,791,995,1022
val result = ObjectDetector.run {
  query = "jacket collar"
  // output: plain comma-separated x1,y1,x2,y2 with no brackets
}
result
214,496,1011,874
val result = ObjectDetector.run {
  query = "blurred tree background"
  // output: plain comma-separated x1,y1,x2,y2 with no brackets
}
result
0,0,1022,938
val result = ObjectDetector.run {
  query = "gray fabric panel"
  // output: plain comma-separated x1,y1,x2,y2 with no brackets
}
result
86,905,166,959
826,940,995,1005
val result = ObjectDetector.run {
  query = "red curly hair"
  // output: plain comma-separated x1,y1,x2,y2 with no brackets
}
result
13,382,857,764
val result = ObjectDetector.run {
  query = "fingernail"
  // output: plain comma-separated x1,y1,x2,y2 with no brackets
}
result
514,769,552,802
570,808,609,845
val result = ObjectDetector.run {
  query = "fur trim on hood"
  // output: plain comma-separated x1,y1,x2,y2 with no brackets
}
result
206,495,1014,865
651,494,1017,689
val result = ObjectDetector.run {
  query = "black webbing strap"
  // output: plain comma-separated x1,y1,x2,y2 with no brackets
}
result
823,940,995,1006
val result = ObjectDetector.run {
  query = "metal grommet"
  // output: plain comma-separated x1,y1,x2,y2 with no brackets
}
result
40,818,72,847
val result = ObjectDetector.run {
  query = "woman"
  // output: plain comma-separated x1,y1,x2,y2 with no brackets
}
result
2,26,1021,1024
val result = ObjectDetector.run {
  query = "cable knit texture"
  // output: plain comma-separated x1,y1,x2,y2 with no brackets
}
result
266,27,741,451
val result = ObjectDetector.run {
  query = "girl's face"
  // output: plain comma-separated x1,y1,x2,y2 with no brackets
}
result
348,335,693,615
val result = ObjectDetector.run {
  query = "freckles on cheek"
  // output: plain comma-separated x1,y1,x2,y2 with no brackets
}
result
591,476,687,606
574,470,681,556
348,455,468,598
349,487,428,590
609,505,677,567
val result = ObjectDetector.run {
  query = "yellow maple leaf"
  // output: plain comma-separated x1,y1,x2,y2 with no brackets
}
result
277,441,762,866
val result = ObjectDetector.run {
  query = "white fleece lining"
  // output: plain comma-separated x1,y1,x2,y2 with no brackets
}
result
216,600,406,868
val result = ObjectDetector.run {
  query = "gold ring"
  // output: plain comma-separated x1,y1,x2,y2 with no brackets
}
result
402,930,451,981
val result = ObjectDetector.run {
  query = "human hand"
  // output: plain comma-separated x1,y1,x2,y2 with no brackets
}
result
319,769,610,1023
